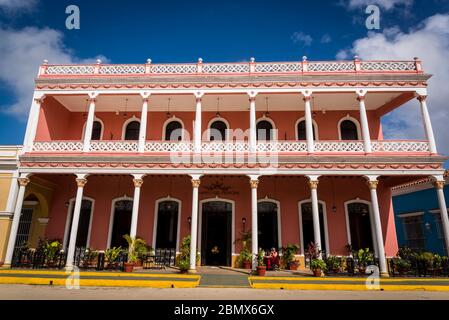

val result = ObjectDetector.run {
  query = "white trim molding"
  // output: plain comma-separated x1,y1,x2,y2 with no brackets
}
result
121,116,141,140
257,198,282,249
82,117,105,141
337,115,362,141
344,199,376,253
107,196,133,248
206,116,231,141
162,116,186,141
63,196,95,250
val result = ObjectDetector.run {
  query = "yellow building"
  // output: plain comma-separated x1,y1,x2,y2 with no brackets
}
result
0,146,20,265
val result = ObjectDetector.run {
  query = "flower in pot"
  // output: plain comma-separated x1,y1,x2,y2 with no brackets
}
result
42,239,62,268
237,248,253,269
281,244,299,270
256,249,266,276
123,234,145,272
395,258,411,276
310,259,327,277
324,255,341,274
356,248,374,275
105,247,122,269
124,251,137,272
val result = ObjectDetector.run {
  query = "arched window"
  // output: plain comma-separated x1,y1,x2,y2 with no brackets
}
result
154,200,180,249
346,202,374,252
124,121,140,140
340,120,359,140
209,120,227,141
91,121,102,140
297,120,316,140
256,120,273,141
258,201,280,252
110,199,133,248
65,199,93,249
165,120,183,141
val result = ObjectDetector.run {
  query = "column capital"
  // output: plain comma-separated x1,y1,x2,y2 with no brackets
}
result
367,180,379,190
433,180,446,190
17,177,30,187
140,92,151,100
301,90,313,99
88,92,99,100
417,95,427,102
247,91,258,100
249,179,259,189
194,91,205,100
191,179,201,188
133,178,144,188
356,89,367,100
33,95,46,104
308,180,319,190
76,178,88,188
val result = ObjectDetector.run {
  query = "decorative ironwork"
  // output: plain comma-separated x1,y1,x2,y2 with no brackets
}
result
99,65,145,74
315,141,365,152
371,141,430,152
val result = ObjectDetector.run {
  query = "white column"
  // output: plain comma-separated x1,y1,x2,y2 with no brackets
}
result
3,176,30,267
189,176,201,271
357,93,372,153
367,178,388,277
130,175,144,238
194,92,204,153
249,177,259,269
24,96,45,152
434,179,449,253
308,178,322,258
248,92,257,153
82,93,98,153
138,93,150,153
418,95,437,154
368,208,379,258
65,174,88,269
303,94,315,153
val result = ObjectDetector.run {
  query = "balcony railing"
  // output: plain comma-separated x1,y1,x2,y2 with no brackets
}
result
38,59,422,77
31,140,431,154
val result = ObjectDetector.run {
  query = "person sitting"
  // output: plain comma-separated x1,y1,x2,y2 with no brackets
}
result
264,248,280,271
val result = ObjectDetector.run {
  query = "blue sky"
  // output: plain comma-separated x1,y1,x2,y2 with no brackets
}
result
1,0,448,165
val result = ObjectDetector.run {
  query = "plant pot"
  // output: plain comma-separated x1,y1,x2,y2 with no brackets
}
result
332,268,340,273
359,267,366,275
124,262,134,273
180,269,189,274
288,262,299,271
134,260,143,267
257,266,266,276
312,268,322,277
242,261,252,269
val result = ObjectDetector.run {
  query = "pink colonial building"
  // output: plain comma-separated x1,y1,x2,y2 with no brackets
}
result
3,57,449,277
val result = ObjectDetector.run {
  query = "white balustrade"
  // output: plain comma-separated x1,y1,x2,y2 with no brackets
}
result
371,141,430,152
39,60,420,76
30,140,430,154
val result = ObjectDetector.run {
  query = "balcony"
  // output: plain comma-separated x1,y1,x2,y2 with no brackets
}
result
30,140,430,154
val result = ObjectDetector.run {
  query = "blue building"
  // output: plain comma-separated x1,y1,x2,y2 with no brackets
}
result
392,172,449,256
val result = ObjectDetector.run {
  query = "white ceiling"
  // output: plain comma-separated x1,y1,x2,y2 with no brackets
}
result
53,92,406,113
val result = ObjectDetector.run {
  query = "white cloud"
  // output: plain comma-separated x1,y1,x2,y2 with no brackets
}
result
0,0,37,11
345,0,413,10
321,34,332,44
291,32,313,46
336,14,449,155
0,27,107,117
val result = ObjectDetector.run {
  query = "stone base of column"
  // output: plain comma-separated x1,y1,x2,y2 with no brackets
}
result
0,263,11,269
380,271,390,278
188,269,197,274
65,265,74,272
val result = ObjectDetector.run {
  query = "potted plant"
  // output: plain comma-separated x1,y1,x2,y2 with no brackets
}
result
356,248,374,275
281,244,299,270
237,248,253,269
176,235,198,273
123,235,144,272
105,246,122,269
256,249,266,276
324,255,341,273
82,248,99,269
43,240,62,268
310,259,327,277
395,258,411,276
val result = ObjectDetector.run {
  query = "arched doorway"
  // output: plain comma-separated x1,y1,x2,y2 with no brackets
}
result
153,199,180,251
123,120,140,140
256,120,274,141
209,120,228,141
258,201,280,252
339,119,359,140
200,200,233,266
299,201,329,255
164,120,183,141
63,198,94,249
345,201,374,252
109,199,133,248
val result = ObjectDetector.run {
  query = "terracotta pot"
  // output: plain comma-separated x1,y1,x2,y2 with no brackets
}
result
313,268,322,277
257,266,266,276
124,262,134,273
243,261,252,269
134,260,142,267
288,262,299,271
359,267,366,275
